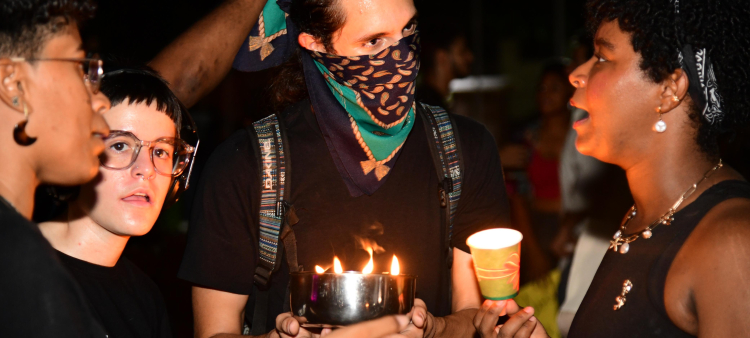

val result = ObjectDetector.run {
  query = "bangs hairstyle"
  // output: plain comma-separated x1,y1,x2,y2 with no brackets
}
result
0,0,95,58
585,0,750,157
100,68,185,138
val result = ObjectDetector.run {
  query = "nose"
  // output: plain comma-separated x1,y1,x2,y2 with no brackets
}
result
569,60,591,89
90,91,110,137
131,148,156,181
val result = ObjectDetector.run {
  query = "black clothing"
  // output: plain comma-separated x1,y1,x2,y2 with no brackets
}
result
179,99,510,325
0,198,105,337
57,251,172,338
569,180,750,337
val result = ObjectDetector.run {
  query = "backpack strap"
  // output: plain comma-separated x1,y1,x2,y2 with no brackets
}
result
247,113,299,335
418,102,463,315
251,113,288,286
419,103,463,252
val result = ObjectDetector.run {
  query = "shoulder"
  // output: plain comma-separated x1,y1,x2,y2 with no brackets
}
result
0,212,54,262
691,194,750,260
417,103,496,152
677,192,750,337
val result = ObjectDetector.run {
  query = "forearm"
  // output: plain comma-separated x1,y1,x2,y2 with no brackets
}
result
426,308,479,338
150,0,267,107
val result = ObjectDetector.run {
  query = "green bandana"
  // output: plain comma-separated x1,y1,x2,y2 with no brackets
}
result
313,60,415,162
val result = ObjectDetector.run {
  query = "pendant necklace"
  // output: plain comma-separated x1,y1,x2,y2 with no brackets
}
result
610,159,723,254
610,159,722,311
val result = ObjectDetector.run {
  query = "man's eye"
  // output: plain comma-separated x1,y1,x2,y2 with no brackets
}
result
594,54,607,62
365,38,381,47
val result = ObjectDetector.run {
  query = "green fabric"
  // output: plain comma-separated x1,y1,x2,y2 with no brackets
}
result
314,60,415,162
261,0,286,37
514,269,562,338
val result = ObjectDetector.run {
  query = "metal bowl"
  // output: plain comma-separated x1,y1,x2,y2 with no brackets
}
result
290,271,416,327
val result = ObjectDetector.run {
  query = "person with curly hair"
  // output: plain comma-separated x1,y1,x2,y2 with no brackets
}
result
474,0,750,337
0,0,111,336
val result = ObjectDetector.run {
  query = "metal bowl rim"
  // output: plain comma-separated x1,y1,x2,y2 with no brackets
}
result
291,271,417,278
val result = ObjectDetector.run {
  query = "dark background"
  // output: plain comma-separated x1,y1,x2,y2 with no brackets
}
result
80,0,588,336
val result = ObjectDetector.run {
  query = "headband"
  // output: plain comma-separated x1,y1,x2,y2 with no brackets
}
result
672,0,724,125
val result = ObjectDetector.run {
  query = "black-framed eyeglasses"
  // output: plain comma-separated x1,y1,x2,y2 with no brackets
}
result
9,57,104,94
100,130,196,177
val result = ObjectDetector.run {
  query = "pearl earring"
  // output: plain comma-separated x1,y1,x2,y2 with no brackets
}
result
654,106,666,133
672,95,679,102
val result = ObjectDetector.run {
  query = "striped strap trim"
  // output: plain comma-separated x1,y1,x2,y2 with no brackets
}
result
252,114,287,267
423,104,462,241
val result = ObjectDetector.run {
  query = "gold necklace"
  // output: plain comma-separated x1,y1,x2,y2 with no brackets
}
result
609,159,724,254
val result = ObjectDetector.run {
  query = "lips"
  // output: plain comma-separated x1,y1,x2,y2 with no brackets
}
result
122,190,152,206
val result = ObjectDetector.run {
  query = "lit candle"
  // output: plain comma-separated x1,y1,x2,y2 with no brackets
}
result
333,256,343,274
391,255,400,276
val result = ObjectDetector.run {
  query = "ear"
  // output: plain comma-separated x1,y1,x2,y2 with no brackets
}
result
0,59,25,113
659,68,690,114
298,32,327,53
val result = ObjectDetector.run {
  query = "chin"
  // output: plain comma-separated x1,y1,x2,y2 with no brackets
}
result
115,222,155,237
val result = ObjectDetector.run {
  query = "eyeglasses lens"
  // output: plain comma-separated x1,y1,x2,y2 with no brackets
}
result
101,134,138,170
101,133,190,176
82,60,102,94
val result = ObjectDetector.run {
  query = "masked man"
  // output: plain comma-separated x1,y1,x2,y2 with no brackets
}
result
178,1,542,337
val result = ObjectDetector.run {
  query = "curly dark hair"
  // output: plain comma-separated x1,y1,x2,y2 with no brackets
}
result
586,0,750,157
270,0,345,111
0,0,96,58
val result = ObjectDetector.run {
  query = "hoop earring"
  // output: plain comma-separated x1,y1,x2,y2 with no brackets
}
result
13,103,37,146
654,106,667,133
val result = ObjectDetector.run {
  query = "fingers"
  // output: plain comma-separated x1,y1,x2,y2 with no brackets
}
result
319,328,332,337
327,315,410,338
275,312,300,337
474,300,508,337
504,299,521,316
497,306,535,338
409,299,428,328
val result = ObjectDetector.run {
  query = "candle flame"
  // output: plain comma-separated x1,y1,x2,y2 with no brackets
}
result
333,256,343,274
362,248,374,274
391,255,400,275
315,265,325,274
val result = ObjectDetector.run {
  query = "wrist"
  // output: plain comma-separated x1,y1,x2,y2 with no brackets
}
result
424,312,443,338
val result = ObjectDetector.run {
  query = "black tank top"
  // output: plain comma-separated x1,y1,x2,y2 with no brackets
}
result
568,180,750,337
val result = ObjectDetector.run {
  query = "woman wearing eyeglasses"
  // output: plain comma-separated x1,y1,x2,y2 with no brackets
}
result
0,1,111,337
37,68,197,338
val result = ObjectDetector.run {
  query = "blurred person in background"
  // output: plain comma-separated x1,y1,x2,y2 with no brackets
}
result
416,22,474,109
505,61,574,285
38,69,196,338
0,0,111,336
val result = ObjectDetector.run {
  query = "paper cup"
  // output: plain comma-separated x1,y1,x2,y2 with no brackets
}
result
467,228,523,300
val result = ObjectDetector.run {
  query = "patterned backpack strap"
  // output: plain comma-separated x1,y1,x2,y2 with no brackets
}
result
419,103,463,253
250,113,288,287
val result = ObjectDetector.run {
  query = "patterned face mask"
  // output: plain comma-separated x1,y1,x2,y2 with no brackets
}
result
308,31,420,129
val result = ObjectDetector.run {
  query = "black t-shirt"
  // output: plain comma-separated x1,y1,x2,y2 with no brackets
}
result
179,99,510,324
57,251,172,338
0,202,106,337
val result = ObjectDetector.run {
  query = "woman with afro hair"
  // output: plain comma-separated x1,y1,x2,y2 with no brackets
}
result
472,0,750,337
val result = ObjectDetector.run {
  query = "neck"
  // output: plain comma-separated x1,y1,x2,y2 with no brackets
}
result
39,204,129,267
623,140,718,231
0,145,39,219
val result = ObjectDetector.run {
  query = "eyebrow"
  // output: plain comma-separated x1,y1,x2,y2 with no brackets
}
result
355,13,419,44
595,37,615,51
